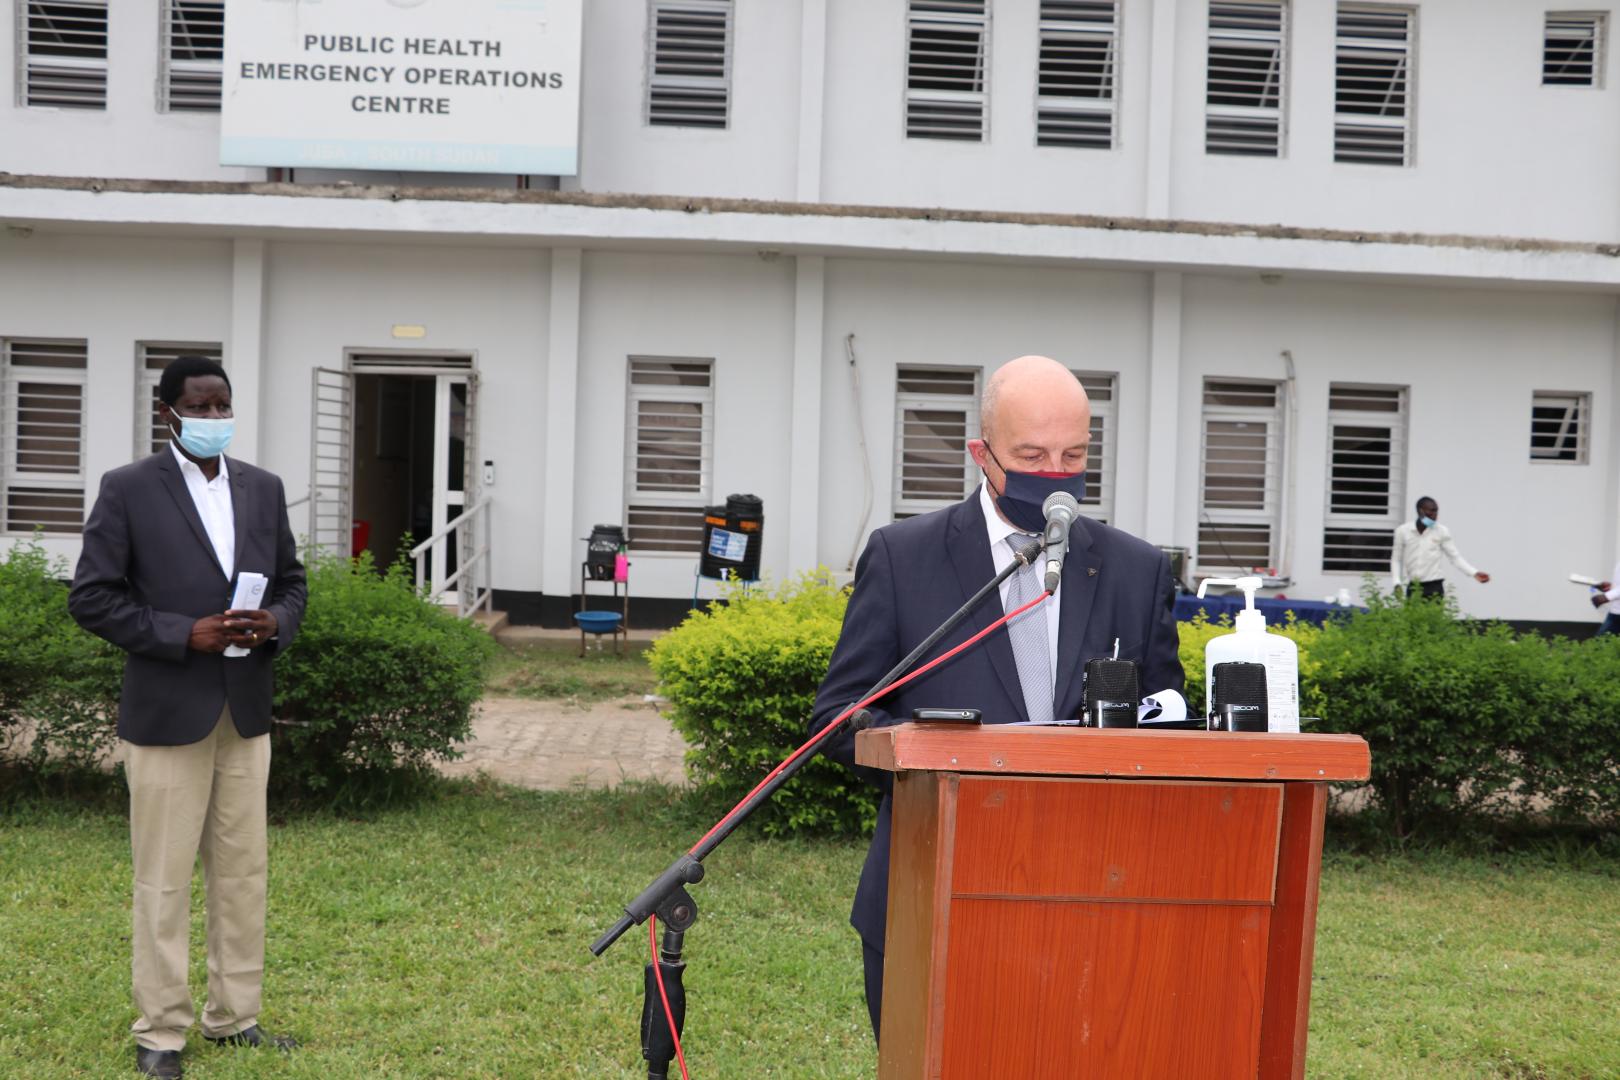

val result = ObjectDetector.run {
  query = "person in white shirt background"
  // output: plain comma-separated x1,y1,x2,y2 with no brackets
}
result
1588,563,1620,635
1391,496,1491,600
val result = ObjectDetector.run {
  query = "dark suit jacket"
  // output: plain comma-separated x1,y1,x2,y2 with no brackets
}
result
809,492,1183,950
69,450,307,746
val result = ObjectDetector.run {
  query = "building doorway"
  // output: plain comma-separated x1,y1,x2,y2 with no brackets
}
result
309,353,475,601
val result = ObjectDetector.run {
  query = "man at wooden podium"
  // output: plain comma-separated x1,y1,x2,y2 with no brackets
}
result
810,355,1183,1041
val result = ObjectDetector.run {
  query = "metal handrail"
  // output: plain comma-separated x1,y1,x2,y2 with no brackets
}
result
410,495,494,618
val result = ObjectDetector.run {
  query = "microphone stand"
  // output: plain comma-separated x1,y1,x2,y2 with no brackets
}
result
590,537,1048,1079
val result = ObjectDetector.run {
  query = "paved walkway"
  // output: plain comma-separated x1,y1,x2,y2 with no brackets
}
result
437,694,689,790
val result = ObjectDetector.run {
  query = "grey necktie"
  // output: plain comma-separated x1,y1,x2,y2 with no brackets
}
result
1003,537,1053,725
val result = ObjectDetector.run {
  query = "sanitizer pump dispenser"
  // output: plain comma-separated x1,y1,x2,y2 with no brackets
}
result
1195,576,1301,733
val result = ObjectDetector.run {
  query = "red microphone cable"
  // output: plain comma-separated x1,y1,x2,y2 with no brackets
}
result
649,589,1053,1076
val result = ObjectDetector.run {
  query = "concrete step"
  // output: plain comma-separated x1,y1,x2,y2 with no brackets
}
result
471,609,510,635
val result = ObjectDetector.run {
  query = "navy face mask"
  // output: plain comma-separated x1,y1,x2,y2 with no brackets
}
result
985,445,1088,533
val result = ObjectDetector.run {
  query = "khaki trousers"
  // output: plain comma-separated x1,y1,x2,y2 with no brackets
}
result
123,706,270,1052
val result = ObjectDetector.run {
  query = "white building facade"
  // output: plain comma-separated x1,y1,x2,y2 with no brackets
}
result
3,0,1619,628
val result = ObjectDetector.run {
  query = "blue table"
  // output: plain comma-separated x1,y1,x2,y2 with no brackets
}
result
1173,594,1356,627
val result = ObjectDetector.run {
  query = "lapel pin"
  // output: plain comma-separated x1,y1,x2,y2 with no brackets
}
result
1087,567,1099,577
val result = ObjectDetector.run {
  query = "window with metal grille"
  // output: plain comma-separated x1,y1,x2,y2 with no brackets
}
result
893,366,981,519
625,357,714,553
1206,1,1287,157
18,0,108,109
1544,13,1604,87
1035,1,1118,150
160,0,223,112
136,343,225,458
645,0,732,128
1322,384,1406,573
644,0,735,128
1196,379,1282,574
906,0,990,141
1333,5,1413,166
1074,371,1116,523
2,338,88,535
1529,391,1591,464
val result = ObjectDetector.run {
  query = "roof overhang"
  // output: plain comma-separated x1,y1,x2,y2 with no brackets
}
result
4,174,1620,292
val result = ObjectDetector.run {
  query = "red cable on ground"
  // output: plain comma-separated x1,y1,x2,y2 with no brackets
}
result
650,589,1053,1077
649,914,691,1080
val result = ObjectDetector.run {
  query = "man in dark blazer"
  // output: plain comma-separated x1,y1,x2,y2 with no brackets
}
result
69,355,306,1079
810,355,1183,1042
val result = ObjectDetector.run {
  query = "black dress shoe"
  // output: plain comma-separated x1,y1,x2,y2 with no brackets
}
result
204,1024,299,1051
135,1047,182,1078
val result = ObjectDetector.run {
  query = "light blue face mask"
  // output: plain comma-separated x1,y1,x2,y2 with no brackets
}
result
171,416,234,459
1419,515,1435,529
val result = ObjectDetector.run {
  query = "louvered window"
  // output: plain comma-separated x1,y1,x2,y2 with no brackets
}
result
625,358,714,553
1196,379,1282,575
136,343,225,458
893,366,981,519
1075,371,1116,523
1036,1,1118,150
1334,5,1412,166
160,0,223,112
18,0,108,109
906,0,990,142
1206,1,1286,157
645,0,731,128
1,339,88,535
1529,391,1590,464
1544,13,1604,87
1322,384,1406,573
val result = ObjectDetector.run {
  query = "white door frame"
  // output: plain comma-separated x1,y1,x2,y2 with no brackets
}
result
430,374,470,603
342,350,477,598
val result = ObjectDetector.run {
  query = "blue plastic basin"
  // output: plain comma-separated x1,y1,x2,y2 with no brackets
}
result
574,611,623,634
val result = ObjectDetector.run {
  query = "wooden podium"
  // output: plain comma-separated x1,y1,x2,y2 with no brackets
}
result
855,724,1371,1080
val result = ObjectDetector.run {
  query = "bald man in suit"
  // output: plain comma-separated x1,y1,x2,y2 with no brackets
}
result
810,355,1183,1041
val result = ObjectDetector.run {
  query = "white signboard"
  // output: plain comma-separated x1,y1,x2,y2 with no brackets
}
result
221,0,582,175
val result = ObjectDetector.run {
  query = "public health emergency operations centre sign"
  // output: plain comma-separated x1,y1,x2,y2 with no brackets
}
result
220,0,582,175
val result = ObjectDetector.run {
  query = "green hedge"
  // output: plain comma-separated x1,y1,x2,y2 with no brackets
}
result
652,579,1620,839
0,538,121,775
1304,589,1620,837
647,573,874,837
1,541,494,799
271,549,498,796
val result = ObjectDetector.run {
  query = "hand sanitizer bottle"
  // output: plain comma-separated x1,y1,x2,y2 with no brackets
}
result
1196,576,1300,733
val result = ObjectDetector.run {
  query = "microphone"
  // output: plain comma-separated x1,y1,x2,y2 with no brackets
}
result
1081,649,1139,728
1041,491,1080,593
1208,661,1269,732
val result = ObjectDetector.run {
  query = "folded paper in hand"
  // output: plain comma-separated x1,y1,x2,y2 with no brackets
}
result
223,571,268,659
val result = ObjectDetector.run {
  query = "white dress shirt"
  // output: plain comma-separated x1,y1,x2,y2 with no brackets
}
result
980,482,1061,682
171,441,235,582
1390,520,1476,587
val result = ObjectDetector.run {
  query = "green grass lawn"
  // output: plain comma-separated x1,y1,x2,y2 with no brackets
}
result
484,639,660,705
2,783,1616,1079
